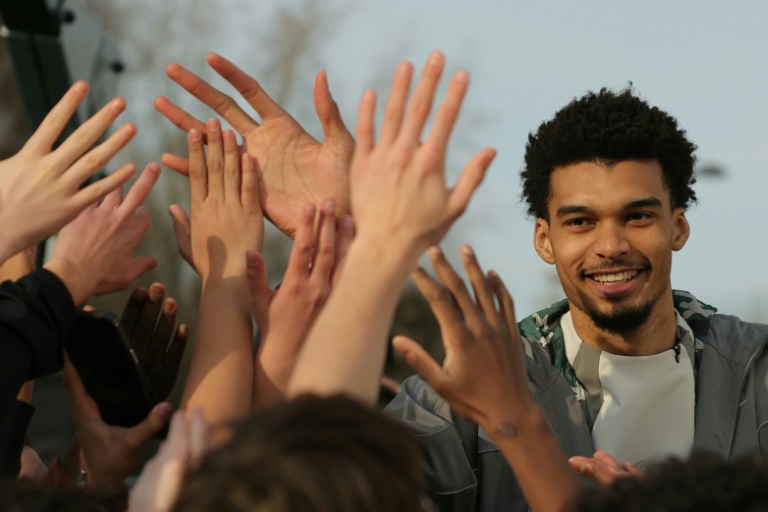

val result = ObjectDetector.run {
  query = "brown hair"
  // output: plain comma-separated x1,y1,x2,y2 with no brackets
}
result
174,394,427,512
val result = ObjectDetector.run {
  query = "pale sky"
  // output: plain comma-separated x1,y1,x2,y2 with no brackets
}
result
107,0,768,321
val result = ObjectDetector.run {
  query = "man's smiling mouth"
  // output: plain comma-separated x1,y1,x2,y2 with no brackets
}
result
588,270,640,284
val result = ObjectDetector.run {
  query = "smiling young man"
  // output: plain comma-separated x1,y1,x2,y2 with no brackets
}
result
386,88,768,511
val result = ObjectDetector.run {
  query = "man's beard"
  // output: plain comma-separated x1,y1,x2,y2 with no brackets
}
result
587,301,654,335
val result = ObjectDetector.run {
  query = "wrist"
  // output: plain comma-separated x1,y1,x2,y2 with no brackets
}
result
481,398,547,443
43,257,94,305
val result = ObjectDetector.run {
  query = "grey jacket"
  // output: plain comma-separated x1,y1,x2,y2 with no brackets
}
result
385,291,768,511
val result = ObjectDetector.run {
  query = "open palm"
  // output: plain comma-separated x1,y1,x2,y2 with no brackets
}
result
156,53,354,238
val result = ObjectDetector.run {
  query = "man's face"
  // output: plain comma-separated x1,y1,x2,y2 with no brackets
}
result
533,160,689,334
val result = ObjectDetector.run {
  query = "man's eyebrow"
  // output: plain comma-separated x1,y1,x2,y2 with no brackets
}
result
624,197,663,209
556,204,593,217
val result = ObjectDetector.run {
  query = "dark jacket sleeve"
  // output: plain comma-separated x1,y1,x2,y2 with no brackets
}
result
0,400,34,477
0,268,76,419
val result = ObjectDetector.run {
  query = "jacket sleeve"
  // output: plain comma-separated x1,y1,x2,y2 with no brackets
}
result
0,268,76,420
0,400,34,477
385,375,479,512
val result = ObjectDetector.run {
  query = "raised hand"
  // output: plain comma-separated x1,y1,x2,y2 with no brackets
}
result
186,118,264,280
392,245,533,428
44,163,160,305
129,410,210,512
287,52,495,403
156,53,354,238
350,52,496,255
0,81,138,264
180,118,263,422
394,245,582,512
120,283,189,400
568,450,645,488
62,356,172,498
248,200,354,408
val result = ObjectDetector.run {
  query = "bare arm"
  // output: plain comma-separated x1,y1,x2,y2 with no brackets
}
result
288,52,496,403
394,246,580,512
179,120,263,422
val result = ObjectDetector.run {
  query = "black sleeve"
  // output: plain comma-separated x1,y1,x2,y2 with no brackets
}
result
0,268,76,419
0,400,34,477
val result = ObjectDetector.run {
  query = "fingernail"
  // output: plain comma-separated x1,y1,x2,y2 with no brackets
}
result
208,118,220,130
156,402,173,418
460,244,474,256
304,204,317,217
110,98,125,111
150,283,165,299
428,51,443,65
488,269,499,279
342,216,354,229
429,246,443,257
323,198,336,214
164,299,176,315
73,81,88,93
189,128,202,141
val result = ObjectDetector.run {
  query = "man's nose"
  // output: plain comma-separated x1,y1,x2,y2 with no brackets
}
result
592,223,631,259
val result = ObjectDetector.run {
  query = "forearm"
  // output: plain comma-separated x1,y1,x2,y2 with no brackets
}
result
181,276,254,422
484,406,580,512
289,239,418,404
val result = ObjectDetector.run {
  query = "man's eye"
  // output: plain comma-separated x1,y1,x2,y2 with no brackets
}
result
566,218,589,227
627,212,652,222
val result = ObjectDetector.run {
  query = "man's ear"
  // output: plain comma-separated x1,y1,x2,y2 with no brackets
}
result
672,208,690,251
534,218,556,264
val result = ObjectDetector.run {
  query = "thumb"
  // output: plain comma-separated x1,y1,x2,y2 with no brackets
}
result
125,401,173,448
61,355,101,421
392,336,444,389
246,250,271,327
169,204,195,271
314,70,350,142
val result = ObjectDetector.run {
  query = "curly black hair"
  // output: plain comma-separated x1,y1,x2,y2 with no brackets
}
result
522,88,697,219
576,453,768,512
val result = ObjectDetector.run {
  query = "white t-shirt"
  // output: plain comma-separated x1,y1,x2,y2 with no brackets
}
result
560,311,695,468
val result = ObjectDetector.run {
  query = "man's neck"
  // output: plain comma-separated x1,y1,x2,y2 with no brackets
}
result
569,294,678,356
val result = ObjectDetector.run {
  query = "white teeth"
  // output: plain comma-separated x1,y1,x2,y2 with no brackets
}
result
590,270,638,283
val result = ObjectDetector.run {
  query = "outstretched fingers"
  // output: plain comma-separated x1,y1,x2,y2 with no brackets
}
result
207,52,285,124
354,89,377,157
25,81,89,152
392,335,444,387
488,270,518,333
424,70,469,155
165,62,257,135
309,199,336,289
447,148,496,219
222,129,241,201
119,163,161,215
53,98,129,171
154,96,208,137
427,246,484,332
73,162,136,211
410,264,468,348
459,244,500,330
400,51,445,145
378,62,413,146
284,204,317,279
188,129,208,204
205,119,225,198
